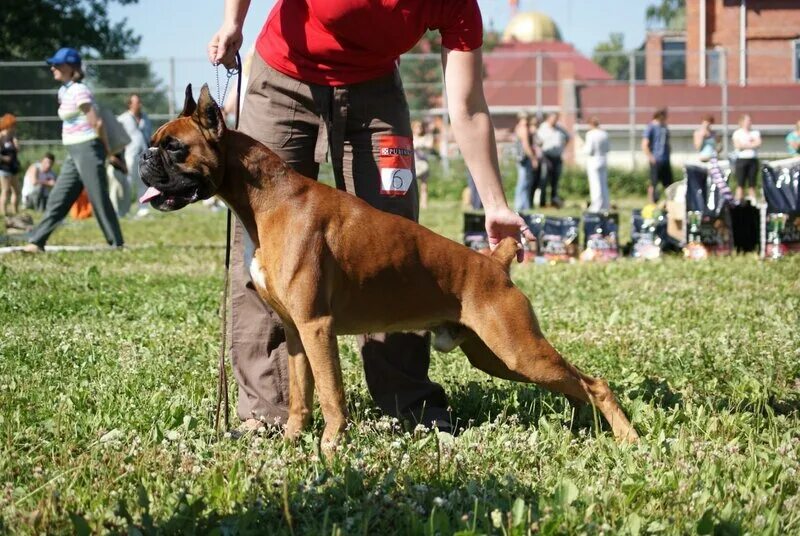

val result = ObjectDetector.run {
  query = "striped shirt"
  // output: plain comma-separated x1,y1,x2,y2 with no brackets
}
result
57,82,97,145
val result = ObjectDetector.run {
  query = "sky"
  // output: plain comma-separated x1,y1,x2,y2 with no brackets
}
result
108,0,651,108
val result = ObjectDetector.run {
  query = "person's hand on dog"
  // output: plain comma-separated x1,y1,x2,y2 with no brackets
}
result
208,23,243,69
485,206,536,262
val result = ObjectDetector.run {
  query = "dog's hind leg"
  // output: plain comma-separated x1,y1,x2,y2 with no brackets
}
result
284,326,316,441
295,318,349,450
463,289,638,443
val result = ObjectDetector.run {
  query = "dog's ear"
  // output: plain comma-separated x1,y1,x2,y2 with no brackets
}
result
193,83,226,139
179,84,197,117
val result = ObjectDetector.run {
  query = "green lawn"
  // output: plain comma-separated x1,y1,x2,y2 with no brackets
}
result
1,200,799,535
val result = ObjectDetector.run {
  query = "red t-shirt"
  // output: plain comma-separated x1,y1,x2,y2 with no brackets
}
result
256,0,483,86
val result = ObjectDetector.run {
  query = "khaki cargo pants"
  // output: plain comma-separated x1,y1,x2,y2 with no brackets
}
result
230,54,449,427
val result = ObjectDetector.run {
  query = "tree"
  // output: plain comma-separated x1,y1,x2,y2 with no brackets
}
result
593,33,629,81
400,28,504,114
645,0,686,30
0,0,141,60
0,0,167,143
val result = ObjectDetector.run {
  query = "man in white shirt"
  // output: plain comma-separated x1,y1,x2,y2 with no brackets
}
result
537,112,570,208
117,94,153,217
582,118,610,212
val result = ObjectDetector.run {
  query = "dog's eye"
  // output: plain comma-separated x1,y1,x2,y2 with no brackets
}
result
162,138,184,152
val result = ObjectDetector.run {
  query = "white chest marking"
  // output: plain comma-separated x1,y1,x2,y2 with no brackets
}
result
249,257,268,291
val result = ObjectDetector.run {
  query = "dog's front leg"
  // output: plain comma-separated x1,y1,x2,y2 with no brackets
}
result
296,318,348,452
284,326,315,441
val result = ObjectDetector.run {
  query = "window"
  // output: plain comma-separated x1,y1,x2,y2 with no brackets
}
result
706,47,722,84
662,39,686,81
794,40,800,82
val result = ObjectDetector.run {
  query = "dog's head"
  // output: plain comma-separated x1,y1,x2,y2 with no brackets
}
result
139,84,227,211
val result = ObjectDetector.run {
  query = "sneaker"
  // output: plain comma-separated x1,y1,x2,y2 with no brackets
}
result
21,243,44,253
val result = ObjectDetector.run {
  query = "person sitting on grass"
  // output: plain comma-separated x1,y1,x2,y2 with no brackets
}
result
21,153,57,211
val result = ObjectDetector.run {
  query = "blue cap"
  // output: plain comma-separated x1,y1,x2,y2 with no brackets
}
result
46,47,82,65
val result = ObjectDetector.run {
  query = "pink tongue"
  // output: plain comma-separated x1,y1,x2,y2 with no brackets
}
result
139,186,163,204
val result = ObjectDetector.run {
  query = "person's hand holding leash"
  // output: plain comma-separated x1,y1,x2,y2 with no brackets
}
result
208,24,243,68
208,0,251,68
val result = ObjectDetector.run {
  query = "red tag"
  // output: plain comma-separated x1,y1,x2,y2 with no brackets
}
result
379,135,414,196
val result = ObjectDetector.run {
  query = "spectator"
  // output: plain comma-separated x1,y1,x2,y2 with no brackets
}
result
117,94,153,218
693,114,719,162
412,120,433,209
786,120,800,156
582,117,610,212
512,112,540,211
732,114,761,203
537,112,569,208
642,108,672,203
0,113,21,218
21,153,57,211
23,47,124,252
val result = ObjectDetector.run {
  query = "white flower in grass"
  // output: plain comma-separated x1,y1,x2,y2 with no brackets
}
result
414,424,429,434
490,509,503,528
433,497,447,507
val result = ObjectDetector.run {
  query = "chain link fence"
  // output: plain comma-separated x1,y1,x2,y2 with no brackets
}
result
2,48,799,170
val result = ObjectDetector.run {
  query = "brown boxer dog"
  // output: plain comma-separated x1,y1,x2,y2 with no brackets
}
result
140,84,638,447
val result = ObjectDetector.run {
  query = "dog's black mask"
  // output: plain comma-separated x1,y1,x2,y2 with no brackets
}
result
138,84,225,212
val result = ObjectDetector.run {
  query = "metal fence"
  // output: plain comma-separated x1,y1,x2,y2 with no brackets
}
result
2,48,799,169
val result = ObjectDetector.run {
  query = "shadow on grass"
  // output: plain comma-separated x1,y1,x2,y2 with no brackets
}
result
627,377,683,410
345,376,662,438
78,475,543,535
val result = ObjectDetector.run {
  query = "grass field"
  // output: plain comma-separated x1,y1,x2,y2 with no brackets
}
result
1,199,799,535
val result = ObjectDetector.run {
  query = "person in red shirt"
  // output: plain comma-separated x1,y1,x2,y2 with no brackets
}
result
209,0,534,433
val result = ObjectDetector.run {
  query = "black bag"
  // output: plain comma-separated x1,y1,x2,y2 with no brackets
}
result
581,212,619,261
762,160,799,216
540,216,579,262
630,208,668,258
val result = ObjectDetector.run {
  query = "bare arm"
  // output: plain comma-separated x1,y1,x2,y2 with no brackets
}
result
514,122,535,160
693,129,704,150
641,137,654,163
24,164,37,185
208,0,252,67
441,47,534,251
81,103,123,169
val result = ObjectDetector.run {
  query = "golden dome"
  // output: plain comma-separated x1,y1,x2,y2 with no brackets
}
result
502,11,562,43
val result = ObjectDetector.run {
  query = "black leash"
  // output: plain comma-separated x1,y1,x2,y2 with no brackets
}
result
214,52,242,435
